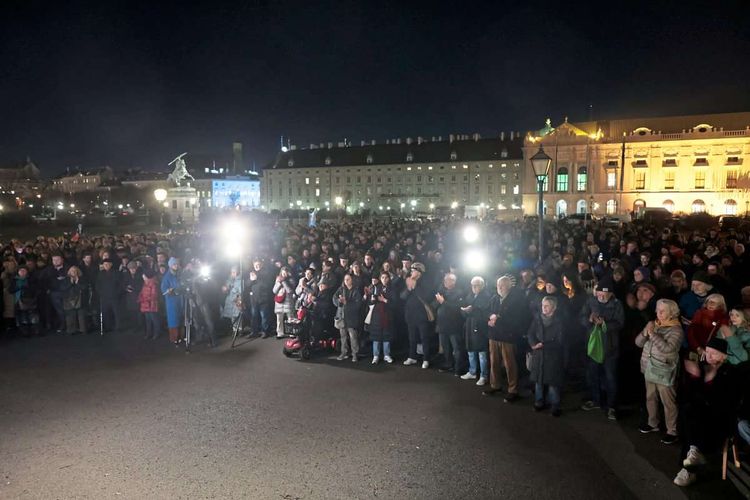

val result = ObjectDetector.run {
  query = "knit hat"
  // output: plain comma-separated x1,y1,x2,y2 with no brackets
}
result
596,275,615,292
635,282,657,295
168,257,179,267
706,337,728,355
692,270,711,285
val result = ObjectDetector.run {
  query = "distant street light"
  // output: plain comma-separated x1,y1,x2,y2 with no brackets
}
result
529,145,553,263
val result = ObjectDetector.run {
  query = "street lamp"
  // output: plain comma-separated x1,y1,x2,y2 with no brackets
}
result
154,188,168,229
529,145,552,263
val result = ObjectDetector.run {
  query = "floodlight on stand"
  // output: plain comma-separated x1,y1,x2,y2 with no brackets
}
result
154,189,168,202
463,225,480,243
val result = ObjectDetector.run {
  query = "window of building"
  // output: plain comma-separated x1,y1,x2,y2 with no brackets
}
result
325,157,331,165
366,154,373,164
576,166,587,191
474,185,480,194
607,171,617,189
664,170,675,189
500,184,507,195
366,176,371,184
725,199,738,215
334,176,340,184
536,176,549,192
305,177,310,185
406,152,413,162
694,170,706,189
513,185,519,195
606,199,617,215
346,176,351,183
287,159,294,167
450,151,457,160
726,170,738,189
427,175,434,183
556,167,569,192
635,170,646,190
694,157,708,166
501,148,508,158
315,188,320,197
663,200,675,212
315,177,320,185
727,156,740,165
663,158,677,167
633,159,648,168
692,199,706,213
607,160,618,167
416,175,422,182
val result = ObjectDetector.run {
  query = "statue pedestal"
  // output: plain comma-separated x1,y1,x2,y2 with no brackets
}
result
165,186,198,225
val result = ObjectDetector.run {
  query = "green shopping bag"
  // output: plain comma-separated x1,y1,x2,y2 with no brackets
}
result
587,322,606,364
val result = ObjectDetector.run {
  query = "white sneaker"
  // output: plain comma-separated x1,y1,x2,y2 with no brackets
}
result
384,355,393,364
682,446,707,468
403,358,418,366
421,361,429,369
476,377,487,386
372,356,379,365
460,372,476,380
673,467,697,487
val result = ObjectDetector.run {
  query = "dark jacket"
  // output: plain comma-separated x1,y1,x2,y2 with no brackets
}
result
527,312,565,387
63,278,86,311
42,265,69,294
433,286,465,336
365,283,397,342
463,289,491,352
580,295,625,357
96,269,122,302
401,277,435,325
333,285,363,330
488,288,531,343
248,267,274,307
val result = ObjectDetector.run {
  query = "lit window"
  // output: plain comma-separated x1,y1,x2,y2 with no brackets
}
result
500,184,507,195
691,199,706,213
366,154,373,164
536,176,549,192
694,170,706,189
555,167,569,192
325,157,332,165
315,188,320,197
606,200,617,214
663,200,674,212
664,170,675,190
501,148,508,158
406,152,413,162
513,185,519,195
576,166,587,191
607,171,617,189
634,170,646,190
450,151,457,160
726,170,738,189
305,177,310,185
725,199,738,215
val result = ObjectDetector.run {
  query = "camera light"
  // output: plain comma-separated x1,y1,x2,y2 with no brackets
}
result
200,265,211,278
463,225,479,243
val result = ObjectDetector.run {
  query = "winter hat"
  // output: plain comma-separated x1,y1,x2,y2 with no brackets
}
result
635,282,657,295
596,275,615,292
706,337,728,355
692,270,711,285
168,257,178,267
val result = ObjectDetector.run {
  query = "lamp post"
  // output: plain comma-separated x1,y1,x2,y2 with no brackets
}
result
529,146,552,263
154,188,168,229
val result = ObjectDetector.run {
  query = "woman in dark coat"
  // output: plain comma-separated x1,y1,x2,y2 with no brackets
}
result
528,295,565,416
460,276,491,385
366,272,397,364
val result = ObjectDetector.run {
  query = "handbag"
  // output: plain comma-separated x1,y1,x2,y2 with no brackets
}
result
417,295,435,322
274,288,286,304
364,304,375,325
334,306,345,329
644,341,678,386
587,323,606,364
525,351,533,371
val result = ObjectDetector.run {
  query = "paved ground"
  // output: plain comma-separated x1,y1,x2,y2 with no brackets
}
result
0,331,742,499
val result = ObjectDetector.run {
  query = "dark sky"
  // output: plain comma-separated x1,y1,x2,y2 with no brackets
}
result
2,0,749,175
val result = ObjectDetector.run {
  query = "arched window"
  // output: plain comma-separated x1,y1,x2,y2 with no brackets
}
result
366,154,374,164
287,159,294,167
576,199,587,214
556,199,568,217
633,199,646,215
663,200,675,212
450,151,457,160
576,166,587,191
606,199,617,215
691,199,706,213
325,156,332,165
556,167,569,192
725,199,738,215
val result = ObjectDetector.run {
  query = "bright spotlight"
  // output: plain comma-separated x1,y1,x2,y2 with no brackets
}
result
464,249,486,271
463,225,480,243
225,241,242,259
451,201,458,209
221,218,246,240
199,265,211,278
410,199,417,207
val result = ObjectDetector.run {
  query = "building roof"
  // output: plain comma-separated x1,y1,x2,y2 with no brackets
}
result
561,111,750,139
266,135,524,170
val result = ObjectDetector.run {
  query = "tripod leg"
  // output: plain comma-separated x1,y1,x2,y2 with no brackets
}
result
231,314,242,348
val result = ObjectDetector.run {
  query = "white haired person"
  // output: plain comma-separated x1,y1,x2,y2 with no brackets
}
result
459,276,491,385
673,337,741,487
717,308,750,366
634,299,683,444
272,267,296,339
527,296,565,416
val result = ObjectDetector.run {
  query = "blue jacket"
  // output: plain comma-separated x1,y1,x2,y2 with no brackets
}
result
161,270,184,329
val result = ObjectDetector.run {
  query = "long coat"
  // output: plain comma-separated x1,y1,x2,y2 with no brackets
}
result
463,290,491,352
487,288,531,343
527,313,565,387
333,285,362,330
221,276,243,319
160,270,184,329
433,286,465,336
365,283,397,342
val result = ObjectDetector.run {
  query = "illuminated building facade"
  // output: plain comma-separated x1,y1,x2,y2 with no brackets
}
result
262,134,524,213
522,112,750,218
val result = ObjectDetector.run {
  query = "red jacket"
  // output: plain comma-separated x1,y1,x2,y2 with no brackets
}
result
138,279,159,313
687,307,728,351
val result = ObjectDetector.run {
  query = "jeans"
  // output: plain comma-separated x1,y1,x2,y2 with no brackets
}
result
535,383,561,410
467,351,489,378
440,332,465,374
252,303,272,334
143,312,161,339
340,327,360,357
586,352,619,410
372,341,391,357
739,420,750,446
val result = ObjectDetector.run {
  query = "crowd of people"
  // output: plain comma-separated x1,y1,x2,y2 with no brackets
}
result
2,213,749,488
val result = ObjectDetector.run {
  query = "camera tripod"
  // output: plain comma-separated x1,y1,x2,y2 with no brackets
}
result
230,308,244,348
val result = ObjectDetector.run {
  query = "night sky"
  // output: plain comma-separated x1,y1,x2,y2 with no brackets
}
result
2,0,749,175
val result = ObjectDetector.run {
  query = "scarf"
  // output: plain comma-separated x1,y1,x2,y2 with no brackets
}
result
655,318,681,328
